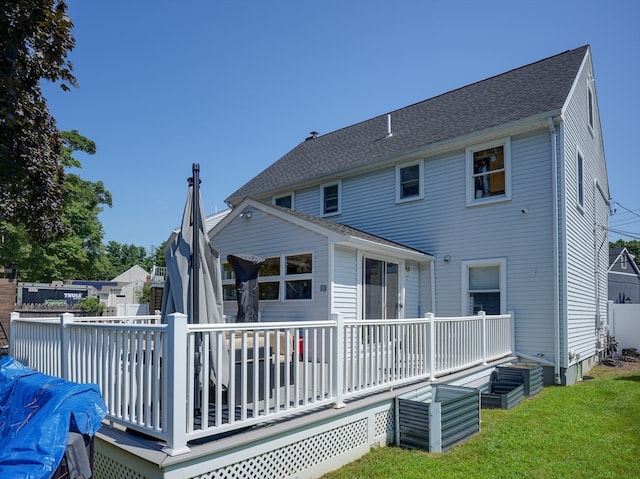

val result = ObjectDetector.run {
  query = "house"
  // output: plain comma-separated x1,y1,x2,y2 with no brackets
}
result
213,45,610,386
72,265,150,313
608,247,640,304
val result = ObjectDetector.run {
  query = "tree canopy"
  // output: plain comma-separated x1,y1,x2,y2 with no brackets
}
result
1,130,112,281
0,0,76,244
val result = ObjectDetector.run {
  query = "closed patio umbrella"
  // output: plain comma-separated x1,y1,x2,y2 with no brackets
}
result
161,164,229,395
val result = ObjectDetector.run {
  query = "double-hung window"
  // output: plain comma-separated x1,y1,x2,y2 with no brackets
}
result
321,181,341,216
466,137,511,205
462,259,506,315
396,159,424,203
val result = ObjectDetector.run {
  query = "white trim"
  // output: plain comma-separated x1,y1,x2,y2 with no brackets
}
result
320,180,342,217
273,192,295,209
587,81,595,137
395,159,424,203
576,146,584,210
465,137,511,207
460,258,507,315
359,252,405,320
222,251,314,303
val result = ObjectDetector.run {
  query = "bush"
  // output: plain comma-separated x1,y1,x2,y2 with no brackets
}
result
78,297,105,315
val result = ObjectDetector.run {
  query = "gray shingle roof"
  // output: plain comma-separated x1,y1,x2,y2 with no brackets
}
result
267,202,432,257
227,46,588,205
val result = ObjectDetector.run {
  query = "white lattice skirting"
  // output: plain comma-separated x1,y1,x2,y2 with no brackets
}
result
94,401,396,479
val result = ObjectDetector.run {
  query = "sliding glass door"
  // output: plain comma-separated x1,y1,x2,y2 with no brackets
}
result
363,257,399,319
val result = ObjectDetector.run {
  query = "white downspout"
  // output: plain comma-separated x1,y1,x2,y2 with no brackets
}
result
593,179,611,335
548,117,562,385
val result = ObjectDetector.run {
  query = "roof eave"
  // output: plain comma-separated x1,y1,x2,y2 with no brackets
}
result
337,236,434,262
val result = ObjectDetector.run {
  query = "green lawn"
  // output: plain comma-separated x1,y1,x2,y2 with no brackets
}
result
323,365,640,479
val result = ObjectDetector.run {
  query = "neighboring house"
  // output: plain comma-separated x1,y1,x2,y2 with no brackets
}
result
211,45,610,385
608,247,640,304
73,265,149,309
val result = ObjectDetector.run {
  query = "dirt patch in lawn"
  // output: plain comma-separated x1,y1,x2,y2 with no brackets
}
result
588,357,640,379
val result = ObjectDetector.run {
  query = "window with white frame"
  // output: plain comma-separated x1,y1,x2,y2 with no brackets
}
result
462,259,506,315
273,193,294,209
321,181,341,216
222,252,313,302
466,138,511,205
588,85,594,131
396,160,424,203
222,262,237,301
577,150,584,208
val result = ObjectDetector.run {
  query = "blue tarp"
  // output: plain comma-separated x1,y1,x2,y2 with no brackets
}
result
0,356,107,478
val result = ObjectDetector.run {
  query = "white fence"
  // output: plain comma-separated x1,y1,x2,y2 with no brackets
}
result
9,311,513,456
608,302,640,351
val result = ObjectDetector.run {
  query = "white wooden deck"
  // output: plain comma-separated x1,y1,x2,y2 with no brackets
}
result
9,311,514,477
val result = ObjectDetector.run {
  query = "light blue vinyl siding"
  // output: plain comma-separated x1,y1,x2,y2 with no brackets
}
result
560,53,609,365
240,50,608,374
271,131,559,357
211,209,330,322
333,246,357,320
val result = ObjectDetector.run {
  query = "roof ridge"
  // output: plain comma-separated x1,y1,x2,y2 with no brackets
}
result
304,45,589,142
226,45,589,204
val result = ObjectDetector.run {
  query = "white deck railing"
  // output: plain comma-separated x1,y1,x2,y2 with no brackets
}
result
8,311,513,456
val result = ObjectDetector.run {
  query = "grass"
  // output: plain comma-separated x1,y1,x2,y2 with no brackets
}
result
322,365,640,479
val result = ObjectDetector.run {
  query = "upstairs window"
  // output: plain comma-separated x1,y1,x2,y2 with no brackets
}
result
577,150,584,208
588,86,594,131
273,193,294,209
321,181,341,216
466,138,511,205
396,160,424,203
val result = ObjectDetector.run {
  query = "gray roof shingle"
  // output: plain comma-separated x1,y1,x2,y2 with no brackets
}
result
227,46,588,204
268,202,433,257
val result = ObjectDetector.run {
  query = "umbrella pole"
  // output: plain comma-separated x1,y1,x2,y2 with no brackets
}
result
190,163,202,412
191,162,200,325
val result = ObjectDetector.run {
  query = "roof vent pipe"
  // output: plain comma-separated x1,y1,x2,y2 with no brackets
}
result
386,114,393,138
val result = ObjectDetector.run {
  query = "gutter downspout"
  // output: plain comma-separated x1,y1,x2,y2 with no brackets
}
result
593,179,610,338
548,117,562,385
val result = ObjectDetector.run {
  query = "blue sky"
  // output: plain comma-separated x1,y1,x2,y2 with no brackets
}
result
42,0,640,251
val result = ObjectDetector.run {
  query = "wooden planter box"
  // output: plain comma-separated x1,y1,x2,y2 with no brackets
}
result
396,384,480,453
496,363,543,397
481,379,525,410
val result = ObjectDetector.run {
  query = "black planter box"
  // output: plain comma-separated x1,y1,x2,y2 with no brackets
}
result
396,384,480,452
496,363,543,397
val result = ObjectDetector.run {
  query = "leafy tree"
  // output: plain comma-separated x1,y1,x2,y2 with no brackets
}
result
103,241,149,279
136,282,151,304
0,0,77,244
147,242,166,270
0,131,112,281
